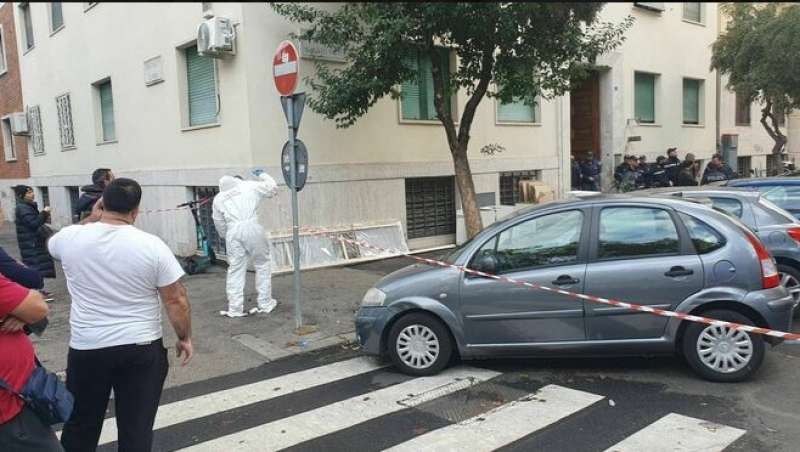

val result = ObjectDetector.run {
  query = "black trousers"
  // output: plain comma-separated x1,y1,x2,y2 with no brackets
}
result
0,406,63,452
60,339,169,452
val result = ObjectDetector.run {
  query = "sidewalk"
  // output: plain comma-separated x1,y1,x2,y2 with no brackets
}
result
0,223,424,389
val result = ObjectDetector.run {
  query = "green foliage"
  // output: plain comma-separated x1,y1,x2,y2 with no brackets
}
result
712,3,800,121
272,3,633,130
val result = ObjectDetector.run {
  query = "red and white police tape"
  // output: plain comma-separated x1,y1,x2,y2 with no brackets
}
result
298,225,800,342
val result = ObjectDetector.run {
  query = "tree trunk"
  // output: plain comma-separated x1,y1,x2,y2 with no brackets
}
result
452,146,483,239
760,101,787,155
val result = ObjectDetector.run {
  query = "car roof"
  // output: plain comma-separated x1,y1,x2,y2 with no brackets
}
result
507,192,713,219
638,186,762,201
728,176,800,186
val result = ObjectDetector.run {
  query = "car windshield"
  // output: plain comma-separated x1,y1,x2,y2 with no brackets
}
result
440,235,478,264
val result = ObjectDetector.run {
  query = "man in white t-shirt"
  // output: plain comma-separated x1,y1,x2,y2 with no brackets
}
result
48,178,193,452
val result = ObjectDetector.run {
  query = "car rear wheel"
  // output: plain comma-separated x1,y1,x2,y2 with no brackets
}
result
387,313,453,376
777,264,800,318
682,309,765,383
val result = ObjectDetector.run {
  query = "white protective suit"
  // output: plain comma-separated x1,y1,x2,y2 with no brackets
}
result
212,173,278,316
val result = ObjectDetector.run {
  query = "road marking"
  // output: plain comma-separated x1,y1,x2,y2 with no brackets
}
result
178,367,500,452
57,356,385,444
604,413,746,452
384,384,604,452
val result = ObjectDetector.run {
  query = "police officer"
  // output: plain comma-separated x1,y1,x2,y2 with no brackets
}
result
663,147,681,186
644,156,671,188
580,151,602,192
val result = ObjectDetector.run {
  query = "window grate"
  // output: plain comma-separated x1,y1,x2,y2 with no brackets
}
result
56,94,75,149
28,106,45,155
500,170,540,206
194,186,226,255
405,177,456,239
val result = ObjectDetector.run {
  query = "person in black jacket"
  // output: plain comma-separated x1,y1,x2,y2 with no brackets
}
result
676,154,700,187
664,147,681,186
12,185,55,279
73,168,114,223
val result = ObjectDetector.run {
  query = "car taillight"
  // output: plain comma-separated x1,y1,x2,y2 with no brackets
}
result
787,227,800,244
743,230,780,289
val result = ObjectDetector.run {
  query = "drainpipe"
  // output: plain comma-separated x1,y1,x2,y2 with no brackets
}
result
557,95,564,196
715,5,722,154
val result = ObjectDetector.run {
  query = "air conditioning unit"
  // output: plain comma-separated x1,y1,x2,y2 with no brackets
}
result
10,112,29,136
197,16,235,58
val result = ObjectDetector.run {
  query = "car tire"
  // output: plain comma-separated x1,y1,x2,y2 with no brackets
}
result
777,264,800,319
682,309,765,383
387,313,453,377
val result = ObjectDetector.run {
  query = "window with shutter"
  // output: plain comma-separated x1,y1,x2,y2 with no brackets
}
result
634,72,656,124
28,106,45,155
683,3,703,23
0,28,6,73
498,96,538,123
1,117,15,161
51,3,64,32
735,92,751,126
400,49,451,121
56,93,75,149
682,78,701,125
186,46,218,126
20,3,34,50
405,177,456,239
99,81,116,141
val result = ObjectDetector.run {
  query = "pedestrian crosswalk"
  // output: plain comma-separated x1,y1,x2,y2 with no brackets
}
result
80,354,749,452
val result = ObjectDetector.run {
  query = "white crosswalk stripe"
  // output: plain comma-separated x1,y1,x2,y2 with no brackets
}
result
57,356,385,445
384,384,604,452
177,366,501,452
604,413,746,452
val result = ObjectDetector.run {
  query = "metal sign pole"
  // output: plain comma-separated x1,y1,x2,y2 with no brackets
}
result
286,94,303,328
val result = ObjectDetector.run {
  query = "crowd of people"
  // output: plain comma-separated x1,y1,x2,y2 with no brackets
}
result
0,164,286,451
571,147,737,193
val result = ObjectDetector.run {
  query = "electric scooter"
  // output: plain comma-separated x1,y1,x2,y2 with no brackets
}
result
177,199,218,275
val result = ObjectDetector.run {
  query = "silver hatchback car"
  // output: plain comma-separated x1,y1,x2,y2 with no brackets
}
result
355,195,796,382
644,187,800,310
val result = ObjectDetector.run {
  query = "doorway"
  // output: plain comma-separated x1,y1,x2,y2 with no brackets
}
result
570,71,601,161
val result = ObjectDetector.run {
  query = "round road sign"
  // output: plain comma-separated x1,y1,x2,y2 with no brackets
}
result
273,40,300,96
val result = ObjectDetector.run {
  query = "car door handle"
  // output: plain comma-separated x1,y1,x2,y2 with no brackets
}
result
552,275,580,286
665,266,694,277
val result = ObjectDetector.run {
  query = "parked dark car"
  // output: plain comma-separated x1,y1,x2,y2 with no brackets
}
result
719,177,800,219
355,195,796,382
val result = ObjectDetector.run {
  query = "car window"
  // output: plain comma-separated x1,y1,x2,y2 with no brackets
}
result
598,207,680,259
476,210,583,273
678,213,726,254
757,185,800,212
709,197,743,218
753,198,797,227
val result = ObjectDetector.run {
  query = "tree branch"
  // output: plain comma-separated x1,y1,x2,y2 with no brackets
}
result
760,100,787,154
457,50,495,149
426,39,459,153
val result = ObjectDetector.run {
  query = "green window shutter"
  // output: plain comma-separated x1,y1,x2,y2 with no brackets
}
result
401,49,450,121
634,73,655,123
682,79,700,125
186,46,217,126
51,3,64,31
401,53,422,120
99,81,116,141
498,96,537,123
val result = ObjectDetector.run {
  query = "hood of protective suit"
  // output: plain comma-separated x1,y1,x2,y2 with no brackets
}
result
219,176,240,192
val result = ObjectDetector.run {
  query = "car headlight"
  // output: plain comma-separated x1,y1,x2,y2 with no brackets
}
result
361,288,387,307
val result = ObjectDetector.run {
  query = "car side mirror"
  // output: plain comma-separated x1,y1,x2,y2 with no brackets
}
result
470,254,498,277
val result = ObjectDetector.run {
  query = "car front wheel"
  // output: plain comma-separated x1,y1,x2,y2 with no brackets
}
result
682,309,765,383
387,313,453,376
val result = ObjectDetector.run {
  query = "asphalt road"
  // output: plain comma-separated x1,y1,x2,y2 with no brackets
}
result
86,338,798,452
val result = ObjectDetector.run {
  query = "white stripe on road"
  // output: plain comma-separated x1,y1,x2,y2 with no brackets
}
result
384,384,604,452
179,367,501,452
604,413,746,452
57,356,385,444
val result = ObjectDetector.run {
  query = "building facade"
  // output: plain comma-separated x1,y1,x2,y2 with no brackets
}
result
0,1,31,187
5,2,794,258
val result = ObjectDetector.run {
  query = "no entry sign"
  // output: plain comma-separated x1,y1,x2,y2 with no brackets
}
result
273,40,299,96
